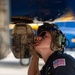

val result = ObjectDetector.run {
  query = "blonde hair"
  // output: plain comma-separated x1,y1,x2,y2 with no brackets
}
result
49,30,63,51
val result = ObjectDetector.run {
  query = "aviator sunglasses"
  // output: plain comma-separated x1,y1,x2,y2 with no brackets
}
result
38,31,48,37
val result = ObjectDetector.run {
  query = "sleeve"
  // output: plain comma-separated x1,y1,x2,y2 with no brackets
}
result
53,66,75,75
40,66,46,75
40,70,42,75
52,58,75,75
40,68,45,75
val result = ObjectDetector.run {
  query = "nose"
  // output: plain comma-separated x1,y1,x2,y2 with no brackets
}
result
34,36,42,41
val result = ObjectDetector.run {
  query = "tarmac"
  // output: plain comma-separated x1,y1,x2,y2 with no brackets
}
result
0,52,44,75
0,48,75,75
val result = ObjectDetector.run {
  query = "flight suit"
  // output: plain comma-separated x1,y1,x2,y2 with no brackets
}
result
40,51,75,75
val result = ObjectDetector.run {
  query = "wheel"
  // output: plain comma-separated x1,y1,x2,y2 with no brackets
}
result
20,58,30,66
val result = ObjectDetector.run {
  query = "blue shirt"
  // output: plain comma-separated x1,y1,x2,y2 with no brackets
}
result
40,51,75,75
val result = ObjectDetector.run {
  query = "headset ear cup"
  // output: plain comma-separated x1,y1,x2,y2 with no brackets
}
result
61,34,66,48
58,34,66,48
58,35,63,47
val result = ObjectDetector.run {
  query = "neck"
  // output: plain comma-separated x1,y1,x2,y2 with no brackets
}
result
41,49,54,63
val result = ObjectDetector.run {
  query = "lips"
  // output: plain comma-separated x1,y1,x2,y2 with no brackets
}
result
34,42,40,46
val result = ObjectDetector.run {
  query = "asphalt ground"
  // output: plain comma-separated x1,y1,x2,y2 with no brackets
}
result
0,48,75,75
0,52,44,75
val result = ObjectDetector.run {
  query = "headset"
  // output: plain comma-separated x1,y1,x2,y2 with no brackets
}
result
37,23,70,51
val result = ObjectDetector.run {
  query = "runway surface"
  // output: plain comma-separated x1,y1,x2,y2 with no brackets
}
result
0,52,44,75
0,48,75,75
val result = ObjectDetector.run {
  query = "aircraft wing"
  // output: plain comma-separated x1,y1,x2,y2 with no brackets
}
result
10,0,68,21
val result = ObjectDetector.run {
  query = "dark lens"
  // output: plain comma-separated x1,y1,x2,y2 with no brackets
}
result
40,32,46,37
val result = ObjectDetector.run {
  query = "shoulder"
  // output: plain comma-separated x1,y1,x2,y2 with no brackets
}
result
59,52,75,64
47,57,75,75
56,52,75,67
40,52,75,75
53,58,66,69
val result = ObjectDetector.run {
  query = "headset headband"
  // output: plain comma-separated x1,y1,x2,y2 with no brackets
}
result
38,23,60,35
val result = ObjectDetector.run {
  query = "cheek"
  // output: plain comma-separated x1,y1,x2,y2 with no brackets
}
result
42,38,51,45
35,38,51,50
41,40,50,48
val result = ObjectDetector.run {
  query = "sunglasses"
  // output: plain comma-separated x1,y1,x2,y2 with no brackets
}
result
39,31,47,37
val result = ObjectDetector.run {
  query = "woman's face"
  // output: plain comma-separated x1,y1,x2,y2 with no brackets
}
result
34,31,52,52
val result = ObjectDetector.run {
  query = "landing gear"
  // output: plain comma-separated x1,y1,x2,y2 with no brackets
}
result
20,58,30,66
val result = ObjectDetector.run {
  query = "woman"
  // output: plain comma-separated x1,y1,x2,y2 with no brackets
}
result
28,23,75,75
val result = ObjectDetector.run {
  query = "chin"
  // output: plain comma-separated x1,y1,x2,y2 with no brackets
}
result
35,46,40,51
